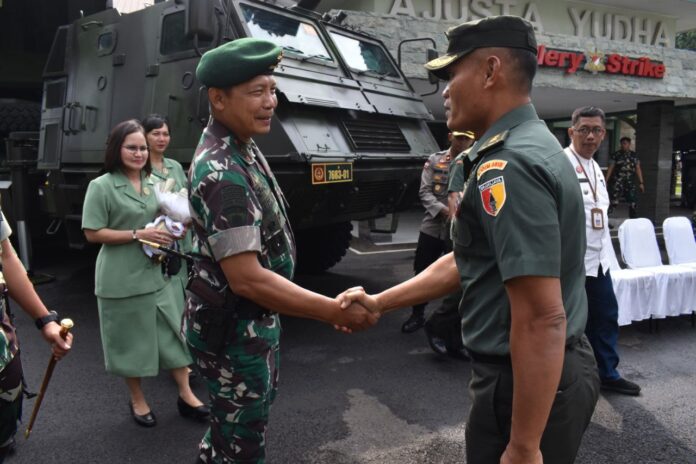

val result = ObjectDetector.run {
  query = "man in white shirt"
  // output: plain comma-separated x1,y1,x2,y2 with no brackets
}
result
565,106,641,396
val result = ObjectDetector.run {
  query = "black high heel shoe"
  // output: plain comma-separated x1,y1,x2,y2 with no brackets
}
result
177,397,210,421
129,402,157,427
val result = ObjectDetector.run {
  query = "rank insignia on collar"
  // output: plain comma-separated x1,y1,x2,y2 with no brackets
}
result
476,159,508,180
477,130,508,156
479,176,506,216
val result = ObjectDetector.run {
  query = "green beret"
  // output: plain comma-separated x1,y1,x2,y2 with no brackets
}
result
425,15,537,80
196,38,283,88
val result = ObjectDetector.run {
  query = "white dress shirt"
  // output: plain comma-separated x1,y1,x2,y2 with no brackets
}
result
564,145,613,277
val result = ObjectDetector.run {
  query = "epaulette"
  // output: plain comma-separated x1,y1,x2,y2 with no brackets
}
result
477,130,508,156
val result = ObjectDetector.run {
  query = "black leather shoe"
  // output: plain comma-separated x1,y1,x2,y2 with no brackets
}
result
601,377,641,396
425,330,448,355
401,314,425,333
177,397,210,421
129,402,157,427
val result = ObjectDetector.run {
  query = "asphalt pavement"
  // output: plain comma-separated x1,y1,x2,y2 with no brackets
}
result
6,235,696,463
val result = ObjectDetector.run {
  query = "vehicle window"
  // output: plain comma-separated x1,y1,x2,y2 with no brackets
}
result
240,4,333,63
97,32,113,52
329,32,399,78
161,11,212,55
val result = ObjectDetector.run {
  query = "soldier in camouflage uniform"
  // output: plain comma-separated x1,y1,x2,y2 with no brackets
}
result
606,136,644,218
186,38,378,464
401,131,474,334
0,209,72,460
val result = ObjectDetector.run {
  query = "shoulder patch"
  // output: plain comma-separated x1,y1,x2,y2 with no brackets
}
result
476,159,508,180
479,176,506,216
477,130,508,156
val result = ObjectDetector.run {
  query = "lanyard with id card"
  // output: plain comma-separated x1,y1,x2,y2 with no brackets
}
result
571,149,604,230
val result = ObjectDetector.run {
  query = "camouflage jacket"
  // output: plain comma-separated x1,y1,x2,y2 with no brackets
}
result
188,119,296,289
609,149,640,181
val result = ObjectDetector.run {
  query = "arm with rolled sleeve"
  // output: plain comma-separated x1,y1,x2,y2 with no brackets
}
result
191,164,376,329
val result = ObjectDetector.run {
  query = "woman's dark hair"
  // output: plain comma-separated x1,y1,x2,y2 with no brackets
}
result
141,114,170,136
103,119,151,175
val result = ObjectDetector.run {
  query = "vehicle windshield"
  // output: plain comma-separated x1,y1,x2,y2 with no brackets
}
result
329,32,399,78
240,4,333,63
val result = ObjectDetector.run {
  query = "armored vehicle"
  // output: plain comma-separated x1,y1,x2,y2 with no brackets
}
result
25,0,438,271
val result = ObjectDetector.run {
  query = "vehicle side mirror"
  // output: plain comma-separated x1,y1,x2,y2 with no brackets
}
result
186,0,215,41
426,49,439,85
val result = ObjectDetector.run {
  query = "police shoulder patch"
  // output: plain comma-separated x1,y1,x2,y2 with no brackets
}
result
478,176,507,216
476,159,508,180
477,130,508,156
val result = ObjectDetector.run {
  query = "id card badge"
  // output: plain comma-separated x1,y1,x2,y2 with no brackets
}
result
591,208,604,230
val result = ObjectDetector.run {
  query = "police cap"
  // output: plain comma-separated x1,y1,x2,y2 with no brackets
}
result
452,130,475,139
424,15,537,80
196,38,283,88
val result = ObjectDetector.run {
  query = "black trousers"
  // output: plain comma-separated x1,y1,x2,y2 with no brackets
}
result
465,336,600,464
412,232,449,314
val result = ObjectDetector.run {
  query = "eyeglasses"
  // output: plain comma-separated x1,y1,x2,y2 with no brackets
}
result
573,126,604,137
122,145,149,154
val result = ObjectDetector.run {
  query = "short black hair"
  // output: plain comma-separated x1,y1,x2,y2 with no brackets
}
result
620,136,632,143
506,48,537,92
141,114,170,135
103,119,151,175
571,106,606,126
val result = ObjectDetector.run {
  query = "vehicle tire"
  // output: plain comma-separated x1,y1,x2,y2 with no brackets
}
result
0,99,40,134
0,99,41,158
295,222,353,274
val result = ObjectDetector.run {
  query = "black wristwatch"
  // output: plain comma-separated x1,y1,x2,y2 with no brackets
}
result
35,310,60,330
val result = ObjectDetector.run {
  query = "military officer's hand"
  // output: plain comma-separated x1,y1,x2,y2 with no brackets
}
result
332,303,379,333
137,226,175,246
639,183,645,193
500,445,542,464
41,322,73,361
336,286,381,314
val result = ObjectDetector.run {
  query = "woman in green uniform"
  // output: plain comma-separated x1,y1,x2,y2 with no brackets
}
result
142,114,192,296
82,119,208,428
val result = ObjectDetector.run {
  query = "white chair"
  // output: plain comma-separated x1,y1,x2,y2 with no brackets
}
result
607,245,657,326
618,218,696,319
663,216,696,269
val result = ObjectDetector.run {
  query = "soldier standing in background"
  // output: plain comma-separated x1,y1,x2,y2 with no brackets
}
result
606,136,644,218
186,38,377,463
401,131,474,334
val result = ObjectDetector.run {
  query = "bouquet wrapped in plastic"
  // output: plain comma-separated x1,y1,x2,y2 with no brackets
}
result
142,178,190,260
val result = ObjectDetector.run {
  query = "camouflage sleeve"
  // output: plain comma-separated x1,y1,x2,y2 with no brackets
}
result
190,167,264,262
82,178,110,230
0,211,11,241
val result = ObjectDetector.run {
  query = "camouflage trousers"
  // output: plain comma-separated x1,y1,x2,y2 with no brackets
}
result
186,311,280,464
611,178,637,206
0,353,23,453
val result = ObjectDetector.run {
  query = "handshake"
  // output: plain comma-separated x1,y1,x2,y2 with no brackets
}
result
331,286,382,333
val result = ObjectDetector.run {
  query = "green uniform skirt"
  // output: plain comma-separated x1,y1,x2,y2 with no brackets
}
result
97,282,191,377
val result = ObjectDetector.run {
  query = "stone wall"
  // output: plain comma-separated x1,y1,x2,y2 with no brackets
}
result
333,10,696,100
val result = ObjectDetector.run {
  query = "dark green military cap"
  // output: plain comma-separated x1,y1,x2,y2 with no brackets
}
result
196,38,283,88
425,15,537,80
